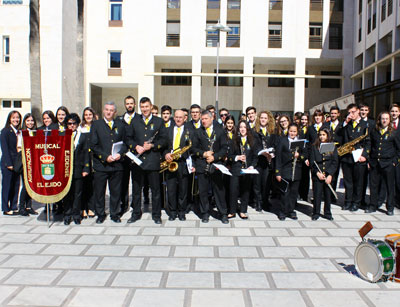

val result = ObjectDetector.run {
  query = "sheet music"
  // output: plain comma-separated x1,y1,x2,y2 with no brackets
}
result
352,148,363,162
126,151,143,166
186,156,193,174
111,141,123,158
258,148,275,155
240,168,259,175
212,163,232,176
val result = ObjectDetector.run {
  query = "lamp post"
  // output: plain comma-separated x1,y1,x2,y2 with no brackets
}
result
206,21,231,116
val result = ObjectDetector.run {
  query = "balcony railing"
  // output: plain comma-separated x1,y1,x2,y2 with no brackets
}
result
227,35,240,47
268,36,282,48
167,34,180,47
269,0,282,10
310,0,323,11
309,36,322,49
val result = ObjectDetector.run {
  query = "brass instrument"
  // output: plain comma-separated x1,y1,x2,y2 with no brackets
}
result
337,130,368,156
160,140,192,173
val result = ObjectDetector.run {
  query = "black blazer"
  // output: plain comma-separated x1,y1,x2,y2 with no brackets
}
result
340,120,371,164
126,115,167,171
254,130,278,169
322,121,343,145
89,118,127,172
72,132,90,178
369,128,400,168
227,137,258,176
309,145,339,178
275,137,307,181
117,112,138,127
192,125,228,173
0,127,18,169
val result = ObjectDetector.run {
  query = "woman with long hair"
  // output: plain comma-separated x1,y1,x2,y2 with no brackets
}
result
55,106,70,132
1,111,22,215
38,110,57,130
309,128,338,220
227,120,257,219
80,107,98,132
276,115,290,136
298,113,311,201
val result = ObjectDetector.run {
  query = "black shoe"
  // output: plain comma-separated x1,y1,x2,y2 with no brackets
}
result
127,215,140,224
255,205,262,212
364,206,376,213
168,216,176,221
202,216,209,223
342,203,351,210
349,204,358,212
153,217,162,224
387,210,394,216
96,216,106,224
278,215,286,221
64,216,72,225
178,215,186,221
111,216,121,223
73,218,81,225
19,209,29,216
288,213,298,220
221,215,229,224
228,214,236,219
239,213,248,220
311,215,319,221
325,215,334,221
26,208,38,215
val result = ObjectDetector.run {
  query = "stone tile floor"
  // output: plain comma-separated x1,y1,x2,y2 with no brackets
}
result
0,201,400,306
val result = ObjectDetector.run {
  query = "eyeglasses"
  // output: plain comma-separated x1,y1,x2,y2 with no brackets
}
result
279,120,288,123
67,122,77,126
220,113,229,117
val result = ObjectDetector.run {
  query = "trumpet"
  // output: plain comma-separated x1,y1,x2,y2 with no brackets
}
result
160,141,192,173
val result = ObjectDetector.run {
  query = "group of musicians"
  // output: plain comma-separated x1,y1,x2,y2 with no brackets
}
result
1,96,400,225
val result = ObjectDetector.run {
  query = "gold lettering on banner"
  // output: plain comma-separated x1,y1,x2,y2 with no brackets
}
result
37,182,62,188
26,148,32,183
35,144,61,149
65,150,70,177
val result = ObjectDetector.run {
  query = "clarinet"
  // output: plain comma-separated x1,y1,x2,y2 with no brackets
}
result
291,147,298,181
240,143,247,169
136,130,159,158
205,135,216,173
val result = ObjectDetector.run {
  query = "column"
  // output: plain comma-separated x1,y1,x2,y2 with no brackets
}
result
242,56,253,113
191,56,202,106
294,57,306,112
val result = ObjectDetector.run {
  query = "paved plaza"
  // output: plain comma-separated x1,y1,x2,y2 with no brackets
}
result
0,198,400,307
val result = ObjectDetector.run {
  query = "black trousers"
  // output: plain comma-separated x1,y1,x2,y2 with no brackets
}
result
370,163,395,211
254,166,273,209
1,167,20,212
82,173,95,212
93,170,122,218
280,179,300,216
120,160,134,212
132,169,162,219
64,177,83,219
312,178,332,216
298,163,310,201
341,162,367,207
19,176,32,210
330,162,340,201
197,171,227,217
229,174,251,214
166,168,188,217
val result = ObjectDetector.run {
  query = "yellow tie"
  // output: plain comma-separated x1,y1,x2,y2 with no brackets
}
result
262,128,266,136
316,125,320,132
206,128,211,138
352,121,357,128
174,127,181,150
145,118,149,125
302,127,306,134
128,116,132,125
381,129,385,135
165,122,169,128
241,138,246,146
331,123,335,131
59,125,64,132
228,132,232,139
284,130,287,136
108,121,112,129
195,122,199,129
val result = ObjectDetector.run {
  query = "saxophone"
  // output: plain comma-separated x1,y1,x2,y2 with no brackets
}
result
337,130,368,156
160,140,192,173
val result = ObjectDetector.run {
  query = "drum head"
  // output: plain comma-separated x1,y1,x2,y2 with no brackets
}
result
355,242,382,282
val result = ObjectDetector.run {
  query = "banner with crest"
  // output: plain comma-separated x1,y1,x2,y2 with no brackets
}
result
21,129,74,203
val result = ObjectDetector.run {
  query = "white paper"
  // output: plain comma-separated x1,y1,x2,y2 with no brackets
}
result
111,141,123,158
352,148,363,162
213,163,232,176
126,151,143,166
258,148,274,155
186,156,193,174
240,168,259,175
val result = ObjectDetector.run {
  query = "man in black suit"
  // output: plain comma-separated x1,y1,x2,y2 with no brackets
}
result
340,103,371,212
118,96,138,216
192,110,228,224
163,110,194,221
246,106,257,130
90,101,127,224
126,97,167,224
161,105,174,128
189,104,202,131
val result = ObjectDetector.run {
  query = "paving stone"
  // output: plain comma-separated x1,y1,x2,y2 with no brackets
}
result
198,236,235,246
253,228,290,236
232,221,266,228
301,221,338,228
85,245,129,256
326,228,367,237
261,247,304,258
69,288,129,307
0,217,28,225
130,289,185,307
249,290,307,307
30,225,67,234
58,270,113,287
277,237,317,247
343,214,378,221
191,290,245,307
41,244,87,255
167,272,214,288
142,228,177,235
0,243,46,254
0,255,53,268
289,259,339,272
0,269,12,281
116,235,155,245
221,272,269,289
67,226,105,235
35,234,77,244
242,259,289,272
304,247,350,258
146,258,190,271
76,235,116,245
49,256,98,269
104,227,140,235
5,269,61,286
217,228,252,236
8,286,72,306
364,290,400,306
334,221,377,229
237,237,275,246
164,220,197,227
0,233,39,243
0,255,9,264
267,221,302,228
156,236,194,245
272,273,325,288
316,237,357,247
218,247,259,258
174,246,214,257
307,290,368,307
179,228,214,236
126,219,163,227
96,257,143,270
112,272,162,287
0,285,18,305
290,228,328,236
130,246,171,257
0,225,34,233
199,220,232,228
195,258,239,272
322,273,380,289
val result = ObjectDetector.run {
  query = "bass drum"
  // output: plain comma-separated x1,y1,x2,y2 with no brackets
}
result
354,239,395,283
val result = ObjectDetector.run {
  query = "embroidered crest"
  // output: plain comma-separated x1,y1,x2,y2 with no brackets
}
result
150,123,154,130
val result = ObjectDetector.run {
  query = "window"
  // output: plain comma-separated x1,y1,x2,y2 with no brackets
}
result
331,0,343,11
367,1,372,34
3,36,10,63
206,22,219,47
214,70,243,87
268,70,294,88
309,23,322,49
321,71,341,88
388,0,393,16
227,0,240,9
372,0,376,29
268,23,282,48
167,0,180,9
162,69,191,86
167,22,180,46
382,0,386,22
2,0,23,4
359,0,362,14
227,23,240,47
109,51,121,68
358,15,362,42
329,24,343,49
269,0,282,10
13,100,21,108
110,0,122,21
207,0,220,9
2,100,11,108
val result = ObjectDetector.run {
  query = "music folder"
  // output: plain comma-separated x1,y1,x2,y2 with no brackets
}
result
289,139,306,151
276,178,289,193
319,142,335,154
